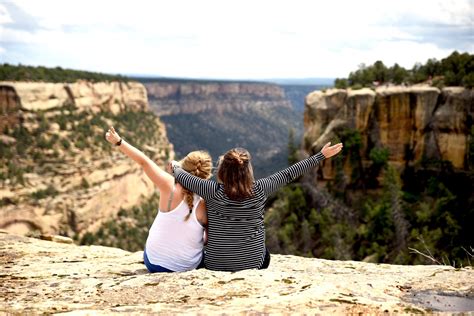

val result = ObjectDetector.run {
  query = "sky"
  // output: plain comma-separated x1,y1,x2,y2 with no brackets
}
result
0,0,473,80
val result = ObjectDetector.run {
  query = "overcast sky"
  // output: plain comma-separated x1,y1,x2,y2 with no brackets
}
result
0,0,472,80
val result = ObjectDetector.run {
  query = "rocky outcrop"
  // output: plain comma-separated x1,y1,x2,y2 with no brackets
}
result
1,232,472,314
0,157,161,235
0,85,20,133
304,86,473,180
0,80,148,112
0,80,148,134
145,82,292,115
0,81,174,238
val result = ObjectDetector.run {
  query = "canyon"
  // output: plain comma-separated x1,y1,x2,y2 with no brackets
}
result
1,79,473,314
0,81,173,238
2,79,472,265
144,81,303,177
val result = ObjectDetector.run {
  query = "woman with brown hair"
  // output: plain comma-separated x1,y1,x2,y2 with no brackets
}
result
170,142,343,271
105,126,212,273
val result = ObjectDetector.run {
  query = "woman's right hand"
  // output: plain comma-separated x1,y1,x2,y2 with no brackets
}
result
105,126,121,145
321,142,343,158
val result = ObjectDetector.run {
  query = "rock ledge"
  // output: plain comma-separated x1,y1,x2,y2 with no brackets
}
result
1,233,472,314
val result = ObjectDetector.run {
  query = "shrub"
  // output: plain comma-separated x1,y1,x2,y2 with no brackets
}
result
369,147,390,166
31,185,58,200
61,138,71,149
81,178,90,189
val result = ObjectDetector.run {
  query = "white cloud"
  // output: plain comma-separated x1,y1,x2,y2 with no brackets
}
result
0,4,13,24
1,0,472,79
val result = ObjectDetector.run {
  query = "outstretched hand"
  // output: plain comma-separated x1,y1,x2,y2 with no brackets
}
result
167,160,181,175
105,126,121,145
321,142,343,158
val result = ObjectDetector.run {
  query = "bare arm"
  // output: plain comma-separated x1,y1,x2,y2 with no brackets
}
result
105,126,173,192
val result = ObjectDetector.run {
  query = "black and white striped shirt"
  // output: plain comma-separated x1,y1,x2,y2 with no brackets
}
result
174,151,325,271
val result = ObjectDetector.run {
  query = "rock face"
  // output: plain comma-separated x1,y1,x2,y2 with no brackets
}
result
1,232,473,314
1,80,148,112
145,82,292,116
304,86,473,180
0,81,174,238
0,80,148,136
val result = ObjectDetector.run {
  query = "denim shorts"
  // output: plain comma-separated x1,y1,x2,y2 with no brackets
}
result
143,250,174,273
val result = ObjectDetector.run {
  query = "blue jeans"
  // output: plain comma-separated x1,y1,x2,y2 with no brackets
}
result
143,250,174,273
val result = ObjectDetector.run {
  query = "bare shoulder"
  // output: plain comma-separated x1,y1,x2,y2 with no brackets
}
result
195,198,208,226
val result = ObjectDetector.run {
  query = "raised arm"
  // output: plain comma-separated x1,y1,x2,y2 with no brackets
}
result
105,126,173,192
170,162,219,200
256,142,343,196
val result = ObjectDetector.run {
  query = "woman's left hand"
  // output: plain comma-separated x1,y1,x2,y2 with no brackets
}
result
321,142,343,158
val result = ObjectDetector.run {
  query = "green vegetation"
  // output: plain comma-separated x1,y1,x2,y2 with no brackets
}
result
287,128,298,165
0,106,163,187
266,128,473,266
0,63,129,82
0,100,168,251
31,185,58,200
334,51,474,88
160,105,302,178
79,192,160,252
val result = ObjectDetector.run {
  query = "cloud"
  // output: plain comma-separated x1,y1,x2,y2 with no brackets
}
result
0,4,12,24
0,2,41,31
1,0,472,79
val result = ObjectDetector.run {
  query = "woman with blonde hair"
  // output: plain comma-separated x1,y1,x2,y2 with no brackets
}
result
105,126,212,273
170,143,343,272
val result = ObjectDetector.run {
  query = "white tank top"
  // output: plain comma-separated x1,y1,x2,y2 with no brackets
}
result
145,194,205,272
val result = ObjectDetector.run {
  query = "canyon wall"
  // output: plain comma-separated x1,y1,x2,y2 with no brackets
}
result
1,81,148,133
303,86,473,181
145,82,292,115
0,81,173,238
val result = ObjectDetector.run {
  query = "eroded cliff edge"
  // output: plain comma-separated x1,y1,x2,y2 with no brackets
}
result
145,82,292,116
304,86,473,181
1,232,472,314
0,81,174,238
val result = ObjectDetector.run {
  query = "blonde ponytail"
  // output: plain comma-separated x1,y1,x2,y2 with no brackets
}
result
179,151,213,221
183,187,194,221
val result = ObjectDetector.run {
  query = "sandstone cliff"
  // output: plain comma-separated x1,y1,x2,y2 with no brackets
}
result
145,82,292,116
303,86,473,181
0,81,174,238
1,232,472,314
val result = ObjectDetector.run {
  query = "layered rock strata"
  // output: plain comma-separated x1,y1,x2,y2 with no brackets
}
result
1,80,148,112
145,82,292,115
304,86,473,180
